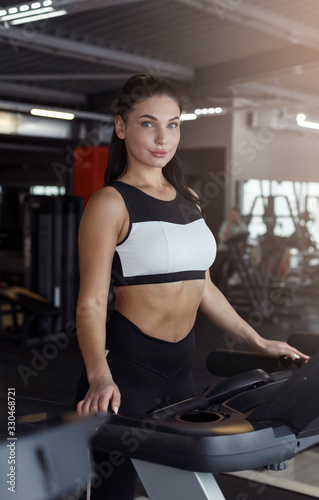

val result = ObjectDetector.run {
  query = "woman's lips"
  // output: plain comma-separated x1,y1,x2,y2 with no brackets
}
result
150,150,168,158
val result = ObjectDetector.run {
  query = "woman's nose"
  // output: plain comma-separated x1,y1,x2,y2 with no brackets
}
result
155,129,167,145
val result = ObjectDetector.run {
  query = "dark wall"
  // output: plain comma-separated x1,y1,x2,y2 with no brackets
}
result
0,137,77,189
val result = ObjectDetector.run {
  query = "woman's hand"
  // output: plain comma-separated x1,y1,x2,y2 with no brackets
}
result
254,338,309,360
77,375,121,416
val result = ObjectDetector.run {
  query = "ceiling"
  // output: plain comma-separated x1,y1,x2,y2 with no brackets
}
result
1,0,319,122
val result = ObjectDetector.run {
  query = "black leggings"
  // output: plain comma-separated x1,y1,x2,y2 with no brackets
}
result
75,310,197,500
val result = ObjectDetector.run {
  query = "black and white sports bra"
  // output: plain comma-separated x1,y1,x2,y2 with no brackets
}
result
111,181,216,286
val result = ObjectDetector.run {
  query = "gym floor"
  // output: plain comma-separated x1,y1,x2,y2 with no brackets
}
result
0,289,318,500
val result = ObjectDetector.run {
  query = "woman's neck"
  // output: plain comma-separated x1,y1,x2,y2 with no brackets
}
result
119,168,175,200
120,167,169,190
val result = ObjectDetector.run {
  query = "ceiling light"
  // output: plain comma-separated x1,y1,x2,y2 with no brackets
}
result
194,107,223,116
11,9,67,24
296,113,319,130
0,1,66,24
30,108,75,120
297,119,319,131
1,7,53,21
180,113,197,121
296,113,307,122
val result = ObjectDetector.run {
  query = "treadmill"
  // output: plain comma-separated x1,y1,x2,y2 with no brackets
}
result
2,352,318,500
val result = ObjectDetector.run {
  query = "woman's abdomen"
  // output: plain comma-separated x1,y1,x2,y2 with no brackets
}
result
113,279,204,342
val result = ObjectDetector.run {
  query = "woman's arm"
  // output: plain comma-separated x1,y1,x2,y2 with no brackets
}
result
76,187,126,415
199,270,308,359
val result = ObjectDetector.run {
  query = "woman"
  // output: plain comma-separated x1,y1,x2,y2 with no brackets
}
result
75,75,307,500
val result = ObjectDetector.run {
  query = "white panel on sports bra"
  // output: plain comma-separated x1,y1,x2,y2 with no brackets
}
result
116,219,216,278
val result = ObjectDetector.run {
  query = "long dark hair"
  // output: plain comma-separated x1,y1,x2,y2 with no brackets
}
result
104,74,199,207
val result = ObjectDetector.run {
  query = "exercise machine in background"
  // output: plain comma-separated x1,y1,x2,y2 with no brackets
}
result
0,195,83,342
223,180,319,319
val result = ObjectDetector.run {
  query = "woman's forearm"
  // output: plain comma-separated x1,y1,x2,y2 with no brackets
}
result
199,280,266,351
76,298,122,415
200,274,308,359
76,302,113,383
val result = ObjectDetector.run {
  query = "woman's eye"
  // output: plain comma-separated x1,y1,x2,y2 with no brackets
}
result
168,122,179,128
141,121,153,128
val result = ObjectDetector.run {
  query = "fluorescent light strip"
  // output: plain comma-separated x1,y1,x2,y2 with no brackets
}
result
296,113,319,130
180,113,197,121
0,1,55,19
11,9,67,24
31,108,75,120
195,107,223,115
181,107,224,121
0,6,53,21
297,120,319,130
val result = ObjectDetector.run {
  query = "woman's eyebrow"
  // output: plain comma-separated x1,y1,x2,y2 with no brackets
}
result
139,114,180,121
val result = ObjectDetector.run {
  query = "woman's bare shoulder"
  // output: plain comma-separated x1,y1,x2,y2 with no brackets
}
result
88,185,123,205
84,185,126,217
78,187,127,240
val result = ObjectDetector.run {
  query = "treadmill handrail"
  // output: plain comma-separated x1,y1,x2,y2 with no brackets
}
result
150,369,270,420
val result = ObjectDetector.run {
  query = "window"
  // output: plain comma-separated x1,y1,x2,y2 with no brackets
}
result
241,180,319,247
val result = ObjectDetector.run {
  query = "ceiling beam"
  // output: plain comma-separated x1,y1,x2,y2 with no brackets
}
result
2,0,147,17
174,0,319,50
193,46,319,97
0,26,194,80
228,82,319,110
0,73,132,81
0,99,114,122
58,0,147,13
0,81,86,105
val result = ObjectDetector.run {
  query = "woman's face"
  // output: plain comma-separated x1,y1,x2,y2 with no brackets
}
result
115,95,181,171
